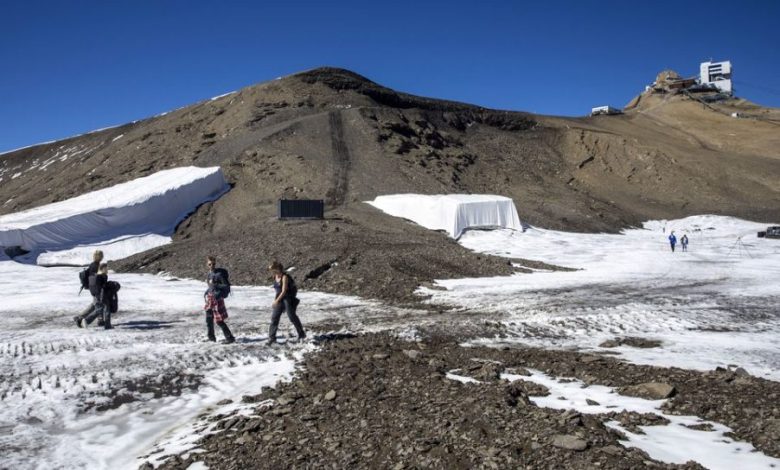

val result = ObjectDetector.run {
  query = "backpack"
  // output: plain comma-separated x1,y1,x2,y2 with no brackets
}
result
78,268,90,292
214,267,231,298
286,274,298,299
104,281,121,314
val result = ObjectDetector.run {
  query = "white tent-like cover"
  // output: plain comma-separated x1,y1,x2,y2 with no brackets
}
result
367,194,522,238
0,166,229,264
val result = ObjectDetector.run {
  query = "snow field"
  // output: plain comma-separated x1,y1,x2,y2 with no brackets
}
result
421,215,780,379
0,260,418,469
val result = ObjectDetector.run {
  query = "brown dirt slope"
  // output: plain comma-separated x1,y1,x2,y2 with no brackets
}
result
1,67,779,301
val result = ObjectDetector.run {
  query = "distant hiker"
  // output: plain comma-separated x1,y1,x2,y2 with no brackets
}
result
267,261,305,345
681,234,689,252
668,231,677,252
74,250,104,327
81,263,113,329
204,256,235,344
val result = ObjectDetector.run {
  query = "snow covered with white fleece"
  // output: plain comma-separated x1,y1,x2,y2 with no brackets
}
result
0,166,229,265
367,194,523,238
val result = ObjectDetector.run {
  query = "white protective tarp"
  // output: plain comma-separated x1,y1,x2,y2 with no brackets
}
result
368,194,522,238
0,166,229,262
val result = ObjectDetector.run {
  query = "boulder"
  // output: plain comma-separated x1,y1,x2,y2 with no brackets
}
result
621,382,676,400
403,349,422,360
551,434,588,451
472,362,504,381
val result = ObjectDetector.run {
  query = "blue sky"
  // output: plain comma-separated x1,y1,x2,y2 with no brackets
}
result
1,0,778,153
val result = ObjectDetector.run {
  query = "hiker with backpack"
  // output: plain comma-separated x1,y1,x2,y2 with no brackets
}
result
80,263,116,329
267,261,305,345
74,250,104,327
204,255,235,344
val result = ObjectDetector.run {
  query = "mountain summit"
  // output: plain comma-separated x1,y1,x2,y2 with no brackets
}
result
1,67,779,300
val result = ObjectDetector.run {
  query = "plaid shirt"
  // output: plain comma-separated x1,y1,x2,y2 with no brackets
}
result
204,293,229,322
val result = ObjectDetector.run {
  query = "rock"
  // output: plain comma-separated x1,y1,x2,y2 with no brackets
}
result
403,349,421,360
683,422,715,431
599,337,662,349
586,399,600,406
601,445,623,456
621,382,676,399
324,390,337,401
372,353,390,360
272,407,292,416
507,379,550,397
277,394,298,406
472,363,504,381
506,367,532,376
551,434,588,451
579,355,602,364
216,399,233,406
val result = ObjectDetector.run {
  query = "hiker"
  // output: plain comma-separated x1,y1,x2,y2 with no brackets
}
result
74,250,104,327
267,261,305,345
668,231,677,252
681,234,689,252
204,255,235,344
82,263,111,329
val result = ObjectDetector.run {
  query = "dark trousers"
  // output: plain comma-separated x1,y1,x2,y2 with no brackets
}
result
269,297,305,341
206,310,234,341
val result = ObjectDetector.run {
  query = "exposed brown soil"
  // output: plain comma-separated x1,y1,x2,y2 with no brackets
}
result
146,331,780,469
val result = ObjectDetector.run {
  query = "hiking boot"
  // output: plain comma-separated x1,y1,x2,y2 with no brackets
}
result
220,338,236,345
74,316,83,328
266,339,277,346
205,337,217,342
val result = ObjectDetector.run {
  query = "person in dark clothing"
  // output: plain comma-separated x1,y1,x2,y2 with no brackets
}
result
204,256,235,344
74,250,104,327
267,261,305,345
83,263,111,329
681,234,689,252
668,232,677,252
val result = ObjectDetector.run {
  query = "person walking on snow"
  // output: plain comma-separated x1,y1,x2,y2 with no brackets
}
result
267,261,305,346
74,250,104,327
668,231,677,252
82,263,111,329
204,256,235,344
681,234,689,252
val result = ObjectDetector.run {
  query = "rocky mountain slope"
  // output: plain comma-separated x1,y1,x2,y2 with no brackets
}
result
1,67,778,301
